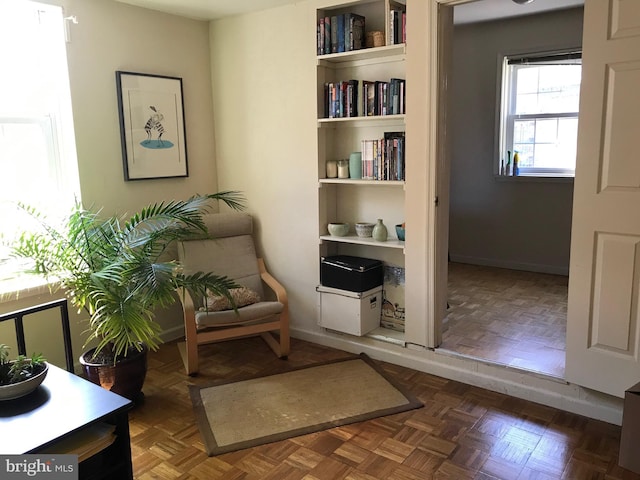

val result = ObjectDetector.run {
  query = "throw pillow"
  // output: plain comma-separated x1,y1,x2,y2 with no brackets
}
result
201,287,261,312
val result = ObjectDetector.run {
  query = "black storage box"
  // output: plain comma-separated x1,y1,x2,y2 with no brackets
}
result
320,255,383,292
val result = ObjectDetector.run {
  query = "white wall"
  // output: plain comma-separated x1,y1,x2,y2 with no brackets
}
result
0,0,218,367
448,8,583,275
209,3,320,331
64,0,218,215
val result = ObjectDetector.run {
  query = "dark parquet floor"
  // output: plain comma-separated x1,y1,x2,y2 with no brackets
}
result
129,336,637,479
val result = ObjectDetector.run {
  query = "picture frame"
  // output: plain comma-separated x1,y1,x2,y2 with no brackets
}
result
116,71,188,180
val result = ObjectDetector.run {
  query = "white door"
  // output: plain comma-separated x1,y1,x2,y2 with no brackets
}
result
433,4,454,347
566,0,640,397
405,1,453,349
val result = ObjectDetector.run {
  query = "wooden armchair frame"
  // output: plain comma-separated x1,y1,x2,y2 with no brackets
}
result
178,258,290,375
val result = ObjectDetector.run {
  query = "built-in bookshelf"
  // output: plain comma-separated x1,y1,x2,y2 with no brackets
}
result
316,0,408,337
317,0,407,237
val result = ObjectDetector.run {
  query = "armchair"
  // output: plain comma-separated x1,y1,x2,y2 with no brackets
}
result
177,212,290,375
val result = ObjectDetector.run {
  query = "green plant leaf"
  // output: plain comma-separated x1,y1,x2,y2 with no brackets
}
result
10,192,246,362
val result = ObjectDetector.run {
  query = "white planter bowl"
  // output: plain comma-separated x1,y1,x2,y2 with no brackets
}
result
0,362,48,401
355,222,375,238
328,223,349,236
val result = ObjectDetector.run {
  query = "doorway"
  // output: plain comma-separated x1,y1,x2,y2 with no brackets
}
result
434,2,584,378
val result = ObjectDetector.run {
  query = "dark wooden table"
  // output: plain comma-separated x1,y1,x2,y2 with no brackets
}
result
0,364,133,479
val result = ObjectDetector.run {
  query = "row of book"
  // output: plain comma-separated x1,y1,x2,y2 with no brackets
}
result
323,78,406,119
361,132,405,181
389,9,406,46
317,13,365,55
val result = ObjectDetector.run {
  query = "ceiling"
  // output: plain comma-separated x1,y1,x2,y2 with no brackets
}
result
114,0,584,23
454,0,583,25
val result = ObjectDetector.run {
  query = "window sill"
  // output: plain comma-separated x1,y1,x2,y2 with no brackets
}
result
494,175,574,184
0,276,58,303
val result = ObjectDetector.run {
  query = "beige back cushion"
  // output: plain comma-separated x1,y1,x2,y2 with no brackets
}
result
177,213,264,301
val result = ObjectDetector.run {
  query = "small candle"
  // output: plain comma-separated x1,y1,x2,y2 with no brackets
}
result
326,160,338,178
338,159,349,178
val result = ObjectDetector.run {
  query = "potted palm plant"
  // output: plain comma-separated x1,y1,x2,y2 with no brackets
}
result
9,192,245,401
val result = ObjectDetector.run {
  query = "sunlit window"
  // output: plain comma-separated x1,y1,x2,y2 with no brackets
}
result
498,51,582,178
0,1,80,283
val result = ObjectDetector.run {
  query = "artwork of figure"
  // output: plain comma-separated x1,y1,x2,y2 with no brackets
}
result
141,106,174,149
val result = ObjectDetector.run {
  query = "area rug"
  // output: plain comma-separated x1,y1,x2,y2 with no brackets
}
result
189,353,423,456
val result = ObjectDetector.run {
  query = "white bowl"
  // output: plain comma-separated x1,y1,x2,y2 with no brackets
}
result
328,223,349,236
0,362,48,401
355,222,375,238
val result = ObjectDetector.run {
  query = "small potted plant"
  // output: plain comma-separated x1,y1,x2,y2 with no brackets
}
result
0,344,48,401
9,192,245,401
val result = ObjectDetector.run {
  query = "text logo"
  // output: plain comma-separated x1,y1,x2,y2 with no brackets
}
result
0,455,78,479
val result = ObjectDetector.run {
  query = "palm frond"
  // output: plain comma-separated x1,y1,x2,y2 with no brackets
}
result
10,192,246,362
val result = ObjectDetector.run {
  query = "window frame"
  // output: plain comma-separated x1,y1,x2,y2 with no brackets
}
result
495,47,582,180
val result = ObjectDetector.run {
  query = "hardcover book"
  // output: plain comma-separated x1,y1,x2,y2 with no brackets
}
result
337,14,345,53
349,13,365,51
330,16,338,53
363,81,376,116
318,18,325,55
324,16,331,54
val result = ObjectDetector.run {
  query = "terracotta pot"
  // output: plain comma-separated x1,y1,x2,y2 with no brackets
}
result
80,345,148,401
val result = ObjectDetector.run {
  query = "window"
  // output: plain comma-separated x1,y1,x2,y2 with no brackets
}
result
0,1,80,283
498,51,582,178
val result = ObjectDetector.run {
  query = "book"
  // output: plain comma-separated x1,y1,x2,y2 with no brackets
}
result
362,139,374,180
363,81,376,116
39,423,116,463
389,10,395,45
402,12,406,44
344,13,352,52
390,9,403,44
318,18,325,55
323,82,329,118
324,16,331,54
330,16,338,53
337,14,345,53
349,14,365,51
384,131,405,180
389,78,405,114
328,82,339,118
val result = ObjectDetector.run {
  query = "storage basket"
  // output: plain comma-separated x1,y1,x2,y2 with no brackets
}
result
366,31,385,48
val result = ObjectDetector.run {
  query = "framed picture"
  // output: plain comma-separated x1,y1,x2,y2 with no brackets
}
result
116,71,188,180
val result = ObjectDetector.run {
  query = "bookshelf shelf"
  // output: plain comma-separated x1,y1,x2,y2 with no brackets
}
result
319,178,404,186
317,43,405,65
320,234,405,250
318,114,405,128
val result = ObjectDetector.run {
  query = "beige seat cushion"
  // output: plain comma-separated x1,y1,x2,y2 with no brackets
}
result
195,301,284,327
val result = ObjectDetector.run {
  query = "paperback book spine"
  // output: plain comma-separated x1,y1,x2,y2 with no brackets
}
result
318,17,325,55
324,16,331,54
344,13,352,52
337,14,345,53
331,16,338,53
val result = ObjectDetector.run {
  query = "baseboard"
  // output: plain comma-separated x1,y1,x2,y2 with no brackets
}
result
290,327,623,425
160,324,185,343
448,254,569,276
